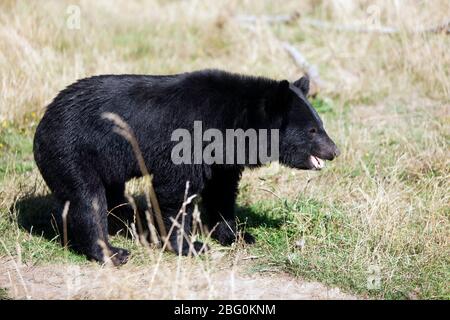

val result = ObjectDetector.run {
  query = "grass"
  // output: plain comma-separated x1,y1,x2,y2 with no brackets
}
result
0,0,449,299
0,288,10,300
238,99,449,299
240,197,448,299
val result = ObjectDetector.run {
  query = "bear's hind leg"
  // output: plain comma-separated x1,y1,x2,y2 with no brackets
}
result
65,196,128,265
50,170,130,266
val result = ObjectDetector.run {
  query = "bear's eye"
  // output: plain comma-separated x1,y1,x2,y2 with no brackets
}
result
309,128,317,134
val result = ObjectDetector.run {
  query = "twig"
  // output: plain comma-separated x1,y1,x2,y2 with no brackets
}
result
61,201,70,249
242,255,260,260
258,187,283,201
102,112,169,249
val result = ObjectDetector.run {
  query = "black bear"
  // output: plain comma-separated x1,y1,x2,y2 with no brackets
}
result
33,69,340,265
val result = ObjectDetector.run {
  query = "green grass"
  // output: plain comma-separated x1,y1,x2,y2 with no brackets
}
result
239,198,449,299
0,288,10,300
0,123,35,179
310,96,335,114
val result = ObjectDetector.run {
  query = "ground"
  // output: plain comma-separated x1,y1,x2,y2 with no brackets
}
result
0,255,356,299
0,0,449,300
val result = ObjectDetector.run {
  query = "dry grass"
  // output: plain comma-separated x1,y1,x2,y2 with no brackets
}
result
0,0,449,299
1,0,448,121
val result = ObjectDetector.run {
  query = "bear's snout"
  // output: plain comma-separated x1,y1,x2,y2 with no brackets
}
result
332,146,341,159
312,137,340,162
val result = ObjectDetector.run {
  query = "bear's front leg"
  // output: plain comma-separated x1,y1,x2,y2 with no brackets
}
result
154,177,208,256
160,201,207,255
201,167,255,246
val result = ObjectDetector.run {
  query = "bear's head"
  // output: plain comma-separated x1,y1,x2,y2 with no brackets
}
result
275,76,340,170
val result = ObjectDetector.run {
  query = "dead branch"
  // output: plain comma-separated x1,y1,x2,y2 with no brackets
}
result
236,14,450,35
423,19,450,34
282,41,323,95
303,18,397,34
301,18,450,35
235,12,300,25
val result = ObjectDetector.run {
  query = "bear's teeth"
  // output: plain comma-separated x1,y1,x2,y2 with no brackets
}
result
310,155,318,168
310,155,325,169
316,157,325,168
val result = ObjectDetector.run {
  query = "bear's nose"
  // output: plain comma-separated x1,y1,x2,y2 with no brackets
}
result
333,147,341,158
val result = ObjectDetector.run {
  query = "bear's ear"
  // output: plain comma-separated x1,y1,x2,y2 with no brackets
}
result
293,75,310,96
276,80,291,103
265,80,292,115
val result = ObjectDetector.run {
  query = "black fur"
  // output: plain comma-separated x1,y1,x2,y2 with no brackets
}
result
33,69,339,265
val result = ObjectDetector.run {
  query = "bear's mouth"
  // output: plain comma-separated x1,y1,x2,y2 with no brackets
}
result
309,155,325,170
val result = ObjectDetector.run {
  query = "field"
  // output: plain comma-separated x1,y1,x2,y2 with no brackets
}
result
0,0,449,299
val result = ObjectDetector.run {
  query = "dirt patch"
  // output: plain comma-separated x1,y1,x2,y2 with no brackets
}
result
0,256,357,300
